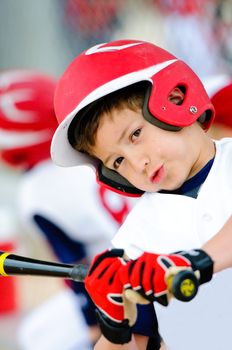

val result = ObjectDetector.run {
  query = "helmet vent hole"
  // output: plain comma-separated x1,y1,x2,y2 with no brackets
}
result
168,86,186,106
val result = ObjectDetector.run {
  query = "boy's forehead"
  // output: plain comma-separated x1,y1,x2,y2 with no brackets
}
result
94,109,141,160
97,108,131,141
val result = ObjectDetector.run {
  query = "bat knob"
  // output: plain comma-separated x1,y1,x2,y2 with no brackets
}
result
171,270,199,302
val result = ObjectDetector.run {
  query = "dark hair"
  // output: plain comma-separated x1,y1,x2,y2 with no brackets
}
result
68,82,147,156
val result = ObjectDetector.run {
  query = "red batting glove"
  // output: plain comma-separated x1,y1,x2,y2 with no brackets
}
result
85,249,132,344
120,250,214,306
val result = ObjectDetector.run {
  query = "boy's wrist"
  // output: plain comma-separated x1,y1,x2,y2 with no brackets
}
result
95,309,132,344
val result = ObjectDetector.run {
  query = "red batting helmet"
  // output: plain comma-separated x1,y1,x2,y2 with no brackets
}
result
0,70,57,170
51,39,215,196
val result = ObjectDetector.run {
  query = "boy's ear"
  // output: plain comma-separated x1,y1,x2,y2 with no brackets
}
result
168,87,185,105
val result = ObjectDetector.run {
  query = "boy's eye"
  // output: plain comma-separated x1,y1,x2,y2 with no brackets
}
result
113,157,124,169
132,128,141,140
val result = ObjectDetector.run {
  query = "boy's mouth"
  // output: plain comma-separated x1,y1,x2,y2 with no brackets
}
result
150,165,164,184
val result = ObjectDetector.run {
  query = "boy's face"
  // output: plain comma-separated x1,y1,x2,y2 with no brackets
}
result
93,108,214,192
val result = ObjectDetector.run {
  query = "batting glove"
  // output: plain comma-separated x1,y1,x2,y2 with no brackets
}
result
120,249,214,306
85,249,134,344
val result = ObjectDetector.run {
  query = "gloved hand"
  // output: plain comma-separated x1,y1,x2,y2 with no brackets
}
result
120,249,214,306
85,248,136,344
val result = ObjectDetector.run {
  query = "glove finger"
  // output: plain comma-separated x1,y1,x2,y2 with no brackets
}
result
101,259,124,292
119,259,141,289
86,259,123,295
86,258,112,282
97,260,125,322
153,256,171,294
141,258,156,298
126,257,145,291
86,262,125,322
119,261,131,289
88,249,124,276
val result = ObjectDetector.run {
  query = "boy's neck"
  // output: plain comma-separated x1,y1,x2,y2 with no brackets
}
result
160,156,215,198
188,133,216,180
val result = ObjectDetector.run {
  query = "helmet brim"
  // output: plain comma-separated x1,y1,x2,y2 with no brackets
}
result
51,112,97,169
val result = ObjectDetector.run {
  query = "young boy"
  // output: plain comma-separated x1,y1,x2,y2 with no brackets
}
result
51,40,232,349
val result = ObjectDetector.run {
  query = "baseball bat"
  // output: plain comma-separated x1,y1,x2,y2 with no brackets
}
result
0,251,199,303
0,251,88,282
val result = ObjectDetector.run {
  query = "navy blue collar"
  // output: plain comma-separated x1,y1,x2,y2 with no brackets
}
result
160,157,215,198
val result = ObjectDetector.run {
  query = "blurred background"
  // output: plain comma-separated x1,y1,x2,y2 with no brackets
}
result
0,0,232,349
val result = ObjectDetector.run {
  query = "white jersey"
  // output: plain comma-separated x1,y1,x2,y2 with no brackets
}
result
18,161,136,260
112,138,232,350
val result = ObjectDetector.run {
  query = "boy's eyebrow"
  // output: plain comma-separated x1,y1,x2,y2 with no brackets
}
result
104,154,112,167
118,126,129,144
103,127,128,166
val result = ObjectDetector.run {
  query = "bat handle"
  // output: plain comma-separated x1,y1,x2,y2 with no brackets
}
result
166,268,199,302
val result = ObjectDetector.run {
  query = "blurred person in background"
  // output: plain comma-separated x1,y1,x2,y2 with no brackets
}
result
0,69,137,350
213,0,232,73
111,0,231,80
155,0,228,79
205,75,232,139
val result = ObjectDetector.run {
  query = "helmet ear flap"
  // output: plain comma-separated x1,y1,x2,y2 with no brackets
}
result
97,164,144,197
142,83,213,131
143,84,182,131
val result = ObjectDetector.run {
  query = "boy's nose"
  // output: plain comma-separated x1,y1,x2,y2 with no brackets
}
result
128,152,149,173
